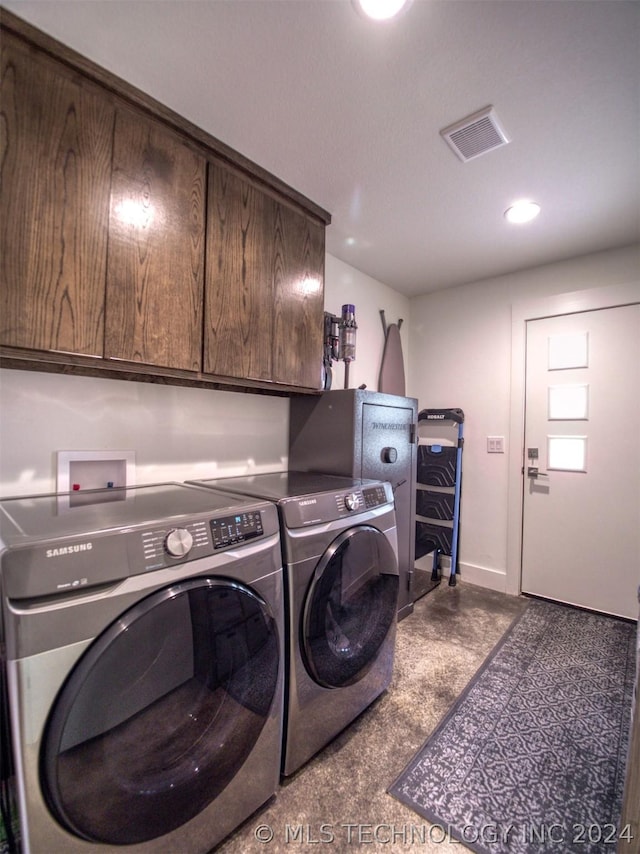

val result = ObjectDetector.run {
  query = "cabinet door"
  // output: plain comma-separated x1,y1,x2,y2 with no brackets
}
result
205,163,324,389
0,33,113,356
105,108,206,371
204,164,273,382
271,202,324,389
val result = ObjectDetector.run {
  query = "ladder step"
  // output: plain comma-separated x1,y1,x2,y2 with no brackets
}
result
415,521,453,559
417,444,457,486
416,489,455,520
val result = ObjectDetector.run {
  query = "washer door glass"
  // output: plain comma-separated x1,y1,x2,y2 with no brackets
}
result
40,578,279,845
302,525,398,688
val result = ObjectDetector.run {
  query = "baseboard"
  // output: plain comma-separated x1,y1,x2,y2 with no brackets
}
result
456,562,507,593
415,555,507,593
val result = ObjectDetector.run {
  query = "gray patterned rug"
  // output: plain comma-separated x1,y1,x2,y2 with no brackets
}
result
389,599,636,854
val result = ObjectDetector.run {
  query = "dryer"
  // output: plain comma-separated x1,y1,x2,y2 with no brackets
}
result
189,472,398,776
0,483,284,853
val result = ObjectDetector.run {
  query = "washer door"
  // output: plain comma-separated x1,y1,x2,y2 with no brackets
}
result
40,577,279,845
302,525,398,688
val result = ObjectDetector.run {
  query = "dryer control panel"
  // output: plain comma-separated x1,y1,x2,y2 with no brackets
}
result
362,484,390,508
281,481,393,529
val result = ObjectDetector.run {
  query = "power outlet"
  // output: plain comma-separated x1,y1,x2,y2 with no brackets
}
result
487,436,505,454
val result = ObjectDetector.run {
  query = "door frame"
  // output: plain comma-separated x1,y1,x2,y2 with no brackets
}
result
506,281,640,597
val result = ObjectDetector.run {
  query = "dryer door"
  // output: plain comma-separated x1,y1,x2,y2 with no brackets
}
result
302,525,398,688
40,577,279,845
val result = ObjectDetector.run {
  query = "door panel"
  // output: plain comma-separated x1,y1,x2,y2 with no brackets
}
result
204,163,274,381
41,579,279,845
205,162,324,389
521,304,640,618
105,107,205,371
302,526,398,688
361,401,416,608
0,32,113,355
271,201,325,389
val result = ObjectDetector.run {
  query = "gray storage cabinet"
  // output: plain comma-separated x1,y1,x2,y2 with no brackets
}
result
289,389,417,620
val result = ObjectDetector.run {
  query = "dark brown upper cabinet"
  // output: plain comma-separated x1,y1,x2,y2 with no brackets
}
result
205,164,274,383
270,200,325,389
0,9,330,395
205,163,324,390
0,30,114,357
105,108,206,372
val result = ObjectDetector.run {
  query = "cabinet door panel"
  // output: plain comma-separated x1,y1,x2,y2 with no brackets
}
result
205,163,324,389
105,108,205,371
204,164,274,381
0,34,113,355
271,205,324,389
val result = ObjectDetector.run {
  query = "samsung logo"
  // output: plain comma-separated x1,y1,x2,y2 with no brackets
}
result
299,499,317,506
46,543,93,558
372,422,406,431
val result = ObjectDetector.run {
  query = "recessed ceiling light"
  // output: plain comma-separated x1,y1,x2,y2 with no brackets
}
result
354,0,412,21
504,200,541,224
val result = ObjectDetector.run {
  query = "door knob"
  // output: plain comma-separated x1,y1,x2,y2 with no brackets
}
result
527,466,548,478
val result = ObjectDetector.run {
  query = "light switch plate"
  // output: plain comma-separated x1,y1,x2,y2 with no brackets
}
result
487,436,505,454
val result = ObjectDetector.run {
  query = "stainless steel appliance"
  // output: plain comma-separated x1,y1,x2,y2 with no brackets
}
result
0,483,284,853
189,472,399,776
289,389,417,619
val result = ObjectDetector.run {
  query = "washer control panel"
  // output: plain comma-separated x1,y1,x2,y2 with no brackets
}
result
0,487,279,598
141,520,210,569
343,492,359,511
138,511,266,570
164,527,194,557
210,511,264,550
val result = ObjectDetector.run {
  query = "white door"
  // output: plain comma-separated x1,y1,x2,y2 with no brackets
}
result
521,304,640,619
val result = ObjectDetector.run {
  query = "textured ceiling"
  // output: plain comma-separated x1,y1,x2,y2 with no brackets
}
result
4,0,640,296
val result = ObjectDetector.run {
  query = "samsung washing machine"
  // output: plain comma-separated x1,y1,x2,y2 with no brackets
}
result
0,482,284,853
188,472,399,776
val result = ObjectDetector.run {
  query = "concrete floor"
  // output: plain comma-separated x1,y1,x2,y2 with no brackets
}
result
217,581,528,854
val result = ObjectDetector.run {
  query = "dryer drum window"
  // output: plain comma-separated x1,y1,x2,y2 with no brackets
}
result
302,526,399,689
39,577,279,845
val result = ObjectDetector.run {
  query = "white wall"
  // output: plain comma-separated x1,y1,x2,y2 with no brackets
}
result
0,371,290,496
0,254,408,497
407,243,640,592
323,254,410,393
2,243,636,597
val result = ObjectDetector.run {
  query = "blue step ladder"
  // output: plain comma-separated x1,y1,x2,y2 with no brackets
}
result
414,408,464,592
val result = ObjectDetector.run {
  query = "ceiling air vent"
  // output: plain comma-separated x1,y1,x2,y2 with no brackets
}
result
440,106,510,163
